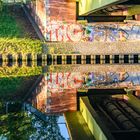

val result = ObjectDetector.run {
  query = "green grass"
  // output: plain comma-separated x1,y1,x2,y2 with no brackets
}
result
0,7,22,38
0,7,42,54
0,65,42,77
0,38,42,54
0,6,42,101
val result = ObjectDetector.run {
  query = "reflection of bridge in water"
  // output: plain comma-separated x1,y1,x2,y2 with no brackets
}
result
22,64,140,114
23,64,140,140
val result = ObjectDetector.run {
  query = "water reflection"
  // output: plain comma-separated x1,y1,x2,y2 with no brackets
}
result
1,64,140,139
0,102,69,140
26,64,140,114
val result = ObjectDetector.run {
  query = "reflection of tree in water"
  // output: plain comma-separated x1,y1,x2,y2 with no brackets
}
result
0,111,36,139
30,114,65,140
0,103,65,140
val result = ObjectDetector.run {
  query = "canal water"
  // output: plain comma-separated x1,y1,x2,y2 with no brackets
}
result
0,64,140,139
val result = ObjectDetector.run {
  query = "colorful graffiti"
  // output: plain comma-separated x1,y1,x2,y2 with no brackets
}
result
45,22,140,42
26,0,140,42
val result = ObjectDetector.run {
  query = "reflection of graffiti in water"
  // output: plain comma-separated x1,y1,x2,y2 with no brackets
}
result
46,72,83,92
31,72,140,114
46,72,140,89
83,72,140,88
83,72,130,88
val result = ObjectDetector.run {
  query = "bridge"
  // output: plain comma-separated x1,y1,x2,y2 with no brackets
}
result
78,0,140,16
78,0,127,15
25,81,140,140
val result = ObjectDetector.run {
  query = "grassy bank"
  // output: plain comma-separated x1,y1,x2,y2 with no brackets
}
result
0,6,22,38
0,38,42,54
0,5,42,101
0,6,42,54
0,65,42,77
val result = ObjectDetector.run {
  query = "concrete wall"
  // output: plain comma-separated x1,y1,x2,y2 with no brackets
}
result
26,0,76,39
49,0,76,22
124,93,140,114
80,97,114,140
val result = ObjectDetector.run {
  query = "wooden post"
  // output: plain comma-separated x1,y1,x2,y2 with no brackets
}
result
34,54,37,61
22,54,26,61
91,55,94,64
2,54,8,62
129,54,133,64
42,54,47,61
72,55,76,64
138,54,140,64
13,54,18,66
100,55,105,64
53,55,57,65
110,55,113,64
120,54,124,64
22,61,26,67
81,55,86,64
62,55,66,65
42,54,47,66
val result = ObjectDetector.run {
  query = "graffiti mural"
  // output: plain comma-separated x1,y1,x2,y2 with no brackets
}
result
26,0,140,42
45,22,140,42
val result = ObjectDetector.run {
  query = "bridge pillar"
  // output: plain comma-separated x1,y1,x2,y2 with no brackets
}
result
79,0,124,15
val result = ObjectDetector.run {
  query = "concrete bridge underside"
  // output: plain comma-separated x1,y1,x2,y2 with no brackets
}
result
78,0,128,15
